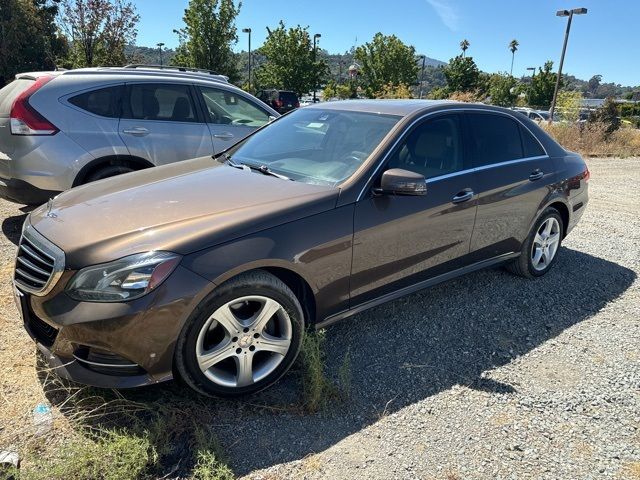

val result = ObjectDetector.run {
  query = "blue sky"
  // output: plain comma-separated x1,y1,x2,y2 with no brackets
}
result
134,0,639,86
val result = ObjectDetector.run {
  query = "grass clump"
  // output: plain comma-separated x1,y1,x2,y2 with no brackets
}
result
22,429,153,480
191,427,235,480
300,330,351,412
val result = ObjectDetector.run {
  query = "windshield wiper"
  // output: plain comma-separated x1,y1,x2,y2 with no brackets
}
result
223,155,291,181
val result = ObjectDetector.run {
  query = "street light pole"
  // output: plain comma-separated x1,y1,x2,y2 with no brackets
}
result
419,55,426,99
313,33,321,102
549,7,587,122
242,28,252,91
157,42,165,66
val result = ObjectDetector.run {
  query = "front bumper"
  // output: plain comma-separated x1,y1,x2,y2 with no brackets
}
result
16,265,214,388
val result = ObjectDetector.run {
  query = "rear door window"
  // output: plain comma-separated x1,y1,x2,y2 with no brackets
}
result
124,84,198,122
467,113,524,167
68,85,123,118
520,125,546,157
0,79,34,116
279,91,298,105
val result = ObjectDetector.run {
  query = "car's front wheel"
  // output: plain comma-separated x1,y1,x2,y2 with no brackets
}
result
175,270,304,397
507,207,564,278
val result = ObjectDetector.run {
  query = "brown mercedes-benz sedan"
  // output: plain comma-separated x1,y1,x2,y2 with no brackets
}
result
14,100,589,396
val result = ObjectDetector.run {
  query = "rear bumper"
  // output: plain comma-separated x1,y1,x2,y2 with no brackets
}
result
0,176,59,205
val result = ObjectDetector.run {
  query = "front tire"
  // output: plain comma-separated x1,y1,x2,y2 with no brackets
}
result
175,270,305,397
506,208,564,278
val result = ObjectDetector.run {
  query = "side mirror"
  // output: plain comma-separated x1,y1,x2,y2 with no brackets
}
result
375,168,427,196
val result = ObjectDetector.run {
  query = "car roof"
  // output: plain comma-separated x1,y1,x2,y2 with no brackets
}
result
16,67,230,84
306,99,461,116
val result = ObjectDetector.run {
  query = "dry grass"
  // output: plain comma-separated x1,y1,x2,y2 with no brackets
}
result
542,122,640,157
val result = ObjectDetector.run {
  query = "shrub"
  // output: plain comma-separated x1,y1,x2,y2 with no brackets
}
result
542,121,640,157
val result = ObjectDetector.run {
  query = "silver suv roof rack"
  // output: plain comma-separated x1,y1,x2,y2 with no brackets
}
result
123,64,227,78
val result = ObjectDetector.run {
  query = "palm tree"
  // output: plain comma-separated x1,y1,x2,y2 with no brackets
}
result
460,39,470,57
509,39,519,76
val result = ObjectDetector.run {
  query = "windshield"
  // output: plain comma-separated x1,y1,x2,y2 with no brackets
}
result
225,108,400,186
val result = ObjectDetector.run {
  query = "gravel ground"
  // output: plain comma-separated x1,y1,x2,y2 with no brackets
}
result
0,157,638,479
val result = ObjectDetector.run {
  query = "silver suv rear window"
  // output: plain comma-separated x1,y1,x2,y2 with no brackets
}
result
0,79,34,116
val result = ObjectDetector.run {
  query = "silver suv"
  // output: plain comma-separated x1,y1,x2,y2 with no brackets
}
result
0,66,279,205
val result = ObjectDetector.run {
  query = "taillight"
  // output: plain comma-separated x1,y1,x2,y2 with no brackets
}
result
10,76,58,136
295,101,300,108
274,99,283,108
583,167,590,183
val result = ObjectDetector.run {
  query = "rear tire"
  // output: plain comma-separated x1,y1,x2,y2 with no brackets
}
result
84,165,135,183
175,270,305,397
506,207,564,278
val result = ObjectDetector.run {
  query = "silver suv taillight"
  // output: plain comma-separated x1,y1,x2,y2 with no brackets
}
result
10,76,59,136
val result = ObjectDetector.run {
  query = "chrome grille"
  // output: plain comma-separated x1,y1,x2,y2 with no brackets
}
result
14,223,65,295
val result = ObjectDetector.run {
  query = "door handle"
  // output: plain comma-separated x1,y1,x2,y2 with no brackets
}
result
213,132,235,140
529,169,544,181
122,127,149,136
452,188,474,204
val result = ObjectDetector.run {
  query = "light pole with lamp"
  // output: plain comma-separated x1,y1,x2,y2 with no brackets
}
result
548,7,587,122
242,28,252,91
312,33,321,102
419,55,426,99
157,42,165,66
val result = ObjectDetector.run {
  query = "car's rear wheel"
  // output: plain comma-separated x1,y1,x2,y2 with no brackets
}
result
506,207,564,278
175,270,304,397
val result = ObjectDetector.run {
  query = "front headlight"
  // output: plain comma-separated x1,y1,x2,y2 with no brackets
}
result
66,251,181,302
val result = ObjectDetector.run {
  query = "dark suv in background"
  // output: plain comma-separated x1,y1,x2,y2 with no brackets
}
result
257,89,300,114
15,100,589,398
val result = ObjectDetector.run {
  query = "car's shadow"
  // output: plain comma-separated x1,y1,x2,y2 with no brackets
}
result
2,211,29,246
39,247,635,476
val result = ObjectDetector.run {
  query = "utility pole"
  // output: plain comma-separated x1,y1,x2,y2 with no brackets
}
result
549,7,587,122
419,55,426,99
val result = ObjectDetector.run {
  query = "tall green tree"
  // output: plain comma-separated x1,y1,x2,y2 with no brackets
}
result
354,33,418,98
255,22,328,96
443,55,480,93
172,0,241,81
0,0,67,86
488,72,518,106
508,39,519,76
525,60,558,109
60,0,139,67
460,39,470,57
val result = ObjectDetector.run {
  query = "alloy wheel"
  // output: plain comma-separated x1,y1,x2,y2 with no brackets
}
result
195,296,292,388
531,217,561,271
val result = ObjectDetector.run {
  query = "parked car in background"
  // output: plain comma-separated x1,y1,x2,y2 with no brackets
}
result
513,107,558,123
0,65,278,205
257,89,300,114
15,100,589,397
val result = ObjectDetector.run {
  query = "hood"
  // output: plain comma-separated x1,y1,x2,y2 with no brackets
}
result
30,157,338,268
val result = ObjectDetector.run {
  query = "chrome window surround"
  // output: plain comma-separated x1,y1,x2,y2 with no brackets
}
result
357,107,549,201
14,221,65,296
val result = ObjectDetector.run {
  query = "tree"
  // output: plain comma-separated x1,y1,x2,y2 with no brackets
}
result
459,39,470,57
525,61,558,109
353,33,418,98
590,97,620,136
443,55,480,93
555,90,582,122
255,22,328,97
488,72,518,106
375,82,412,99
60,0,139,67
583,74,602,97
172,0,241,81
508,39,519,76
0,0,67,86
